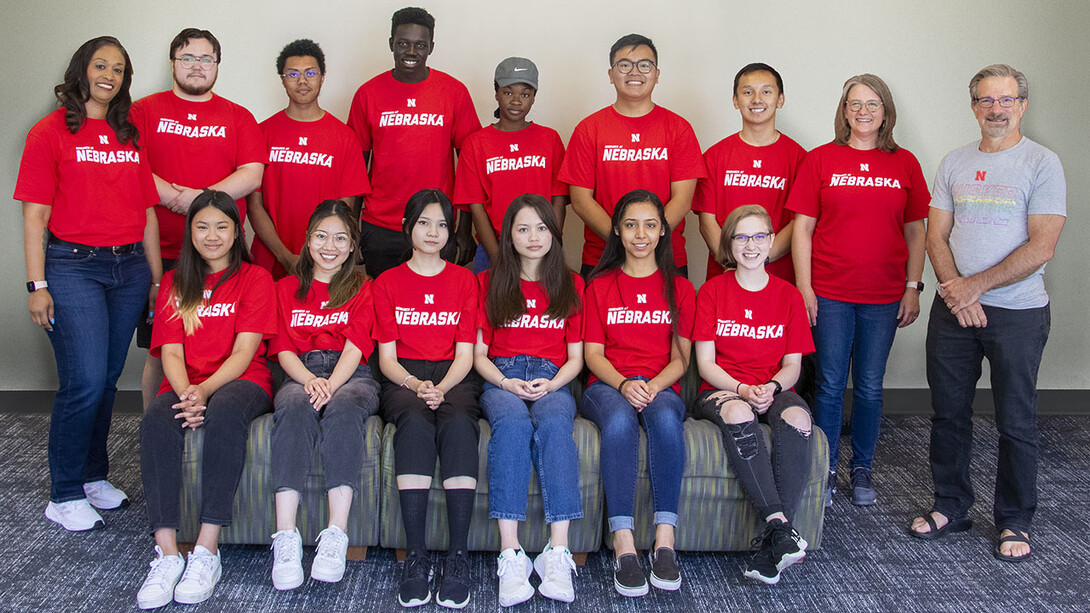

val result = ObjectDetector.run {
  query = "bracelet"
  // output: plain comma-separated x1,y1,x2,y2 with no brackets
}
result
767,380,783,395
498,377,508,389
401,375,416,388
618,377,638,394
735,381,743,395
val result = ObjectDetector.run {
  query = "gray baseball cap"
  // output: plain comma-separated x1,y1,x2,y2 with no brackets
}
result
495,57,538,90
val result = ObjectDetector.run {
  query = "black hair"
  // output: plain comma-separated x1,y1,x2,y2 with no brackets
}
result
609,33,657,65
733,62,784,95
401,188,456,262
54,36,138,144
391,7,435,38
276,39,326,75
169,28,221,63
293,200,366,308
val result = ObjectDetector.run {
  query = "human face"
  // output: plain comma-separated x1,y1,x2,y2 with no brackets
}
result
410,202,448,255
730,215,773,271
172,38,218,97
495,83,536,125
973,76,1026,142
85,45,125,119
308,216,352,279
609,44,658,102
843,84,884,142
733,70,783,127
616,201,664,262
281,55,323,106
191,206,235,271
511,206,552,262
389,24,433,79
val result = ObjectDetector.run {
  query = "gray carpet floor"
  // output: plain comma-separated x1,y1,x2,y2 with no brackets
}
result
0,413,1087,613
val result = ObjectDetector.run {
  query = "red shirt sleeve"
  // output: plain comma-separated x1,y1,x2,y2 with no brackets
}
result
455,270,478,344
347,84,372,151
150,272,182,357
236,266,276,338
692,277,718,341
902,150,930,223
669,118,707,182
674,277,696,340
345,281,376,357
476,271,494,346
371,274,398,345
451,83,482,149
582,278,604,345
453,132,486,208
558,118,595,190
549,130,569,198
785,148,822,218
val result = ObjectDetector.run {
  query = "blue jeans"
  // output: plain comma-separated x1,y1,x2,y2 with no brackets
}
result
473,243,491,273
581,380,686,532
481,356,582,523
926,299,1050,532
812,296,900,472
44,242,150,502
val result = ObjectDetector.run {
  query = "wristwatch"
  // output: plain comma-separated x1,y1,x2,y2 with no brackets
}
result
767,380,783,395
906,281,924,292
26,280,48,293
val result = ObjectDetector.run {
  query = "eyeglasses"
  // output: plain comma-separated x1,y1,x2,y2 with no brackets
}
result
173,55,218,69
846,100,883,113
973,96,1022,108
310,231,350,248
731,232,771,246
612,59,656,74
282,68,321,80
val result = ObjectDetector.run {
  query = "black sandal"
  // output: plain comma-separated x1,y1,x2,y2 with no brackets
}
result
908,512,972,541
993,529,1032,563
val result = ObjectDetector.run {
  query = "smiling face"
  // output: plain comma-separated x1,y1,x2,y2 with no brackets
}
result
496,83,536,125
609,44,658,103
730,214,773,271
281,55,323,106
389,23,433,80
616,201,664,263
191,205,236,270
972,76,1026,143
172,38,218,97
734,70,783,127
85,45,125,118
511,205,552,262
843,83,884,143
410,202,449,255
308,215,352,279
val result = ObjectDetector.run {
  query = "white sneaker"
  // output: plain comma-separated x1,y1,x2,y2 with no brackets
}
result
136,546,185,609
270,528,304,590
45,499,104,531
496,548,534,607
83,480,130,509
173,545,221,604
311,525,349,583
534,544,577,603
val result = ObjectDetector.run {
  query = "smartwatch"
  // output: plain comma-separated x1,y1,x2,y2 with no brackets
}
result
26,280,48,293
767,380,783,395
906,281,924,292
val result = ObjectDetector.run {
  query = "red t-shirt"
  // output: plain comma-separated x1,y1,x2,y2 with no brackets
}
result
583,269,696,393
130,91,265,258
693,272,814,393
14,109,157,246
477,271,584,367
270,276,375,360
151,263,276,397
347,69,481,230
558,105,706,267
253,111,371,278
372,262,478,361
785,142,930,304
694,133,806,283
453,123,568,236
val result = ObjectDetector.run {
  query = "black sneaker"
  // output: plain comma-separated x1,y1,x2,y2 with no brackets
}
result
851,467,877,506
824,471,837,508
613,553,648,597
648,547,681,590
398,550,431,608
436,550,471,609
744,519,808,584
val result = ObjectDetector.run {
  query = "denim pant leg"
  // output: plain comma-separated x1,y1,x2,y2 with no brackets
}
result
482,385,535,521
926,299,983,520
984,305,1050,532
320,365,381,490
271,380,321,493
141,392,185,530
199,380,271,526
640,387,687,526
766,392,814,521
530,386,582,523
847,300,900,470
581,381,640,531
45,246,150,501
812,296,855,472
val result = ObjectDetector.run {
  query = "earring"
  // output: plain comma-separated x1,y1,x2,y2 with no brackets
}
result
764,256,770,266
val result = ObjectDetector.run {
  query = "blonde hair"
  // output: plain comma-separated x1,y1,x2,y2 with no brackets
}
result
833,73,899,153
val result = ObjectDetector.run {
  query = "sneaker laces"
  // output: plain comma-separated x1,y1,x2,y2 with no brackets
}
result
445,552,471,583
145,547,182,585
271,530,300,565
404,552,430,582
544,547,578,582
496,552,524,579
315,527,348,562
181,549,217,585
853,468,873,490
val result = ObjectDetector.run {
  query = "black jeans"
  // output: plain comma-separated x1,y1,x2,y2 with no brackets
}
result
380,359,481,480
926,299,1050,532
141,379,270,530
359,220,407,279
271,351,380,492
697,389,813,521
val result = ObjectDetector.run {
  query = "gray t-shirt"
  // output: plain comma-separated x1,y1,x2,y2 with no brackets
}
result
930,136,1066,309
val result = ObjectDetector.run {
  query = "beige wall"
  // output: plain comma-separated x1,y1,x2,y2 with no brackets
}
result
2,0,1086,391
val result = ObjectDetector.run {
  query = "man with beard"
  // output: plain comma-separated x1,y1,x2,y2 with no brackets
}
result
909,64,1066,564
348,7,480,278
130,28,265,407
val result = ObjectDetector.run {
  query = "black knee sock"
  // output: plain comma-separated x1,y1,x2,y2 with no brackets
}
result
399,488,430,554
445,489,475,553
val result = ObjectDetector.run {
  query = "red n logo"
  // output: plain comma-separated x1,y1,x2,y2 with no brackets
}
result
975,171,987,181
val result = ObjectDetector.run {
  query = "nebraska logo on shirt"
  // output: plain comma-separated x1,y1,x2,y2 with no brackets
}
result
394,307,460,326
268,147,335,167
378,111,445,127
829,173,901,188
607,307,671,325
74,147,140,164
157,118,227,138
289,308,349,327
602,145,669,162
716,318,784,339
722,170,787,190
485,154,546,174
98,135,109,145
501,313,565,329
197,301,237,318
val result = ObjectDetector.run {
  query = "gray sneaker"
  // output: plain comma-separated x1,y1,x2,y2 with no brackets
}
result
851,467,877,506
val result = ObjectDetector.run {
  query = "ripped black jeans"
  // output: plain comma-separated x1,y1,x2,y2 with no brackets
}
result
696,390,813,521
